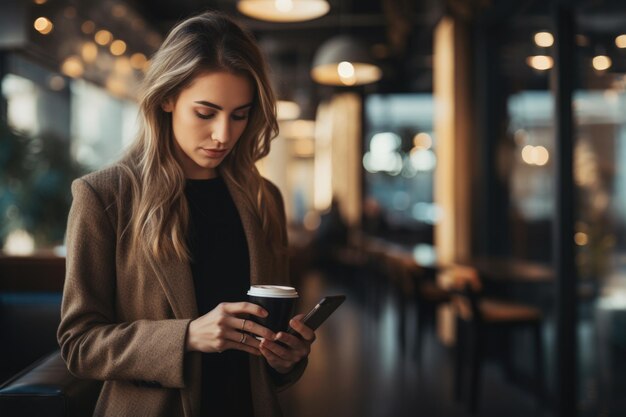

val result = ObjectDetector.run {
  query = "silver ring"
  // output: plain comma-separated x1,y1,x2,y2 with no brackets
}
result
240,333,247,344
241,319,247,331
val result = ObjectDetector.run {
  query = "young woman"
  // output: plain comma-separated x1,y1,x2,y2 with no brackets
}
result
57,11,314,417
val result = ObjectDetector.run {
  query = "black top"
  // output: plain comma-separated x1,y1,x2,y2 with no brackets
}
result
185,177,254,417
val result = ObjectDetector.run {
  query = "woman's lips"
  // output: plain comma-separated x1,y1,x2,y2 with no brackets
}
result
201,148,227,158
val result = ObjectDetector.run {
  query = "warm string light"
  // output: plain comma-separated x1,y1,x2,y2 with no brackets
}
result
528,32,553,71
529,31,619,74
32,2,153,94
110,40,127,56
70,19,150,79
130,53,148,70
34,17,53,35
61,56,84,78
592,55,612,71
534,31,554,48
521,145,550,166
526,55,553,71
95,30,113,46
574,232,589,246
81,42,98,63
112,4,127,18
81,20,96,34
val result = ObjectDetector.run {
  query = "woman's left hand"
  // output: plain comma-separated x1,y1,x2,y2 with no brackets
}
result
259,314,315,374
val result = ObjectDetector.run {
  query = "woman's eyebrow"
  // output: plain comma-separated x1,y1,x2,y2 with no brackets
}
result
194,100,253,111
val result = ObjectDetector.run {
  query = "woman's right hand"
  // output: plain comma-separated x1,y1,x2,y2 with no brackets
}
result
185,302,275,355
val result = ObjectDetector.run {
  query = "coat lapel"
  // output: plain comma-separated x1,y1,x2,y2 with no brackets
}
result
145,254,198,319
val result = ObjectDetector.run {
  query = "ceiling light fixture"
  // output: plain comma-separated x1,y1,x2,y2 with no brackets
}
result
311,36,382,86
237,0,330,22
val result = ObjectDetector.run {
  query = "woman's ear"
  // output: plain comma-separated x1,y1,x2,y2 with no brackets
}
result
161,99,173,112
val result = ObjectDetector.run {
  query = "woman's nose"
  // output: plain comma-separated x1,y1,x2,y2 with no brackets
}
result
212,117,230,144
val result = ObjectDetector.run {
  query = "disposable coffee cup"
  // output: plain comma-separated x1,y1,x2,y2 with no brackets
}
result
247,285,299,335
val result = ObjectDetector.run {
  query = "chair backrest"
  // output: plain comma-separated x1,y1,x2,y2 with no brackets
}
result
462,282,483,324
0,256,65,382
0,350,102,417
448,265,483,323
0,293,62,381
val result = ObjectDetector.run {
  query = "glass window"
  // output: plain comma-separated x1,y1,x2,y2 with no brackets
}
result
574,8,626,415
363,93,435,244
70,79,138,170
0,54,137,253
506,91,554,262
481,3,626,414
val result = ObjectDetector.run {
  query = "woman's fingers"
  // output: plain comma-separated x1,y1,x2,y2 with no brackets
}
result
220,337,262,356
190,302,276,355
221,302,268,318
259,341,293,370
227,316,275,341
273,331,304,349
287,317,316,342
216,329,263,354
259,338,290,358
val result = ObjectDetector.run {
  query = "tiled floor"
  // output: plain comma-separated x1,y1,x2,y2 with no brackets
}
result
279,267,550,417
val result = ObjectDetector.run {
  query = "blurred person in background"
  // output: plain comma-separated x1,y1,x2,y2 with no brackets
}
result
362,196,389,236
57,11,314,417
311,197,349,265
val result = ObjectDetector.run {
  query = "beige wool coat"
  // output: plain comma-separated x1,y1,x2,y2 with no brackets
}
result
57,165,306,417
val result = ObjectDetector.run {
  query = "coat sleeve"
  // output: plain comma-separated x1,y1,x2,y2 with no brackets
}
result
57,178,190,389
263,180,308,390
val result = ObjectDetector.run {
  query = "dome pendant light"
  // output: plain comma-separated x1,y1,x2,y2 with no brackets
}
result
237,0,330,22
311,35,382,86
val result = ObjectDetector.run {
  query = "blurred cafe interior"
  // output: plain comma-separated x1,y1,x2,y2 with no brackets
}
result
2,0,626,416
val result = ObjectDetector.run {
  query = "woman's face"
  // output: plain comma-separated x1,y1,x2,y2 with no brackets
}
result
163,71,254,179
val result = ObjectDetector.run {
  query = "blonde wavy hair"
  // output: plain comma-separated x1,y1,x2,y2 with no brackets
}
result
120,11,282,262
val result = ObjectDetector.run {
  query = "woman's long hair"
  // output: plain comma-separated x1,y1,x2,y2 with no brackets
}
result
120,11,281,262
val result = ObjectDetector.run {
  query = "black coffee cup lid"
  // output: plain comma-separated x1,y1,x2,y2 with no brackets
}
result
247,285,299,298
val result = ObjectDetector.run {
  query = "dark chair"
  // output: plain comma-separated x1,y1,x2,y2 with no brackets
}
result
0,350,102,417
451,266,544,414
381,253,451,359
380,253,415,351
0,255,101,416
412,272,451,364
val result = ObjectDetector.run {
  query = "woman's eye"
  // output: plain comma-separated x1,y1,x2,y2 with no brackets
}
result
232,113,249,121
195,111,215,120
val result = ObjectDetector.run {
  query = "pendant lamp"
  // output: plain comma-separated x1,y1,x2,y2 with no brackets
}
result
311,35,382,86
237,0,330,22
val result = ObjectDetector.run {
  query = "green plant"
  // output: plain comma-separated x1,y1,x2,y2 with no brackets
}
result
0,119,85,248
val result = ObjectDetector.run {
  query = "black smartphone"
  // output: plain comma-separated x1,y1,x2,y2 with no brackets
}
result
286,295,346,336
